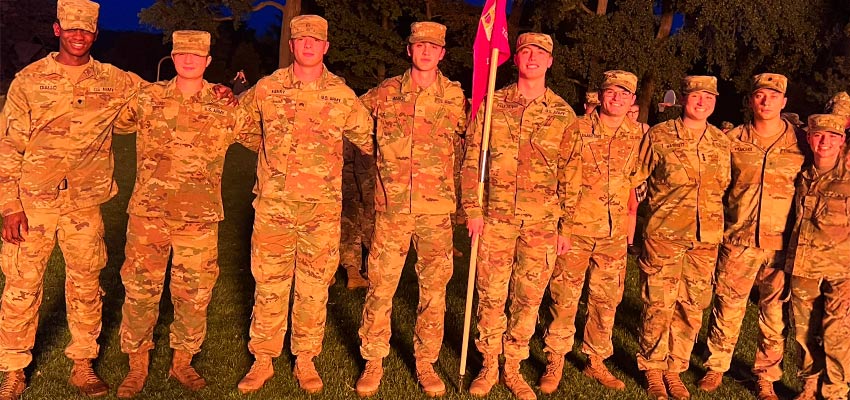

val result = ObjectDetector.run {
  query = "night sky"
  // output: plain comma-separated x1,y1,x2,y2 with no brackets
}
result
97,0,281,33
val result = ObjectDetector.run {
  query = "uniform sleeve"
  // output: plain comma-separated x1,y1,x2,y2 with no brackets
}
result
0,78,31,215
113,93,140,134
342,97,374,156
629,128,656,188
557,121,582,236
461,105,486,220
233,97,263,152
359,86,380,117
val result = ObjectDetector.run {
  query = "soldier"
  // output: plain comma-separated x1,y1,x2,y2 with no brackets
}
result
787,114,850,400
699,73,807,400
353,21,467,398
584,91,600,115
339,138,374,289
825,91,850,130
539,70,642,394
720,121,734,132
235,15,373,394
110,31,261,398
463,33,577,400
0,1,145,397
629,76,731,400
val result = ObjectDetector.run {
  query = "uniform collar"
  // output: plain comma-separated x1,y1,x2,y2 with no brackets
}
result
739,120,798,148
400,68,447,97
162,78,216,103
503,83,557,107
44,52,100,83
278,63,332,90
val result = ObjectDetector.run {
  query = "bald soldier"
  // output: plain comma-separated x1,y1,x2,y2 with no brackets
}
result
630,76,730,400
236,15,373,394
787,114,850,400
700,74,807,400
0,1,147,397
354,22,467,397
463,33,576,400
539,70,643,394
110,31,261,398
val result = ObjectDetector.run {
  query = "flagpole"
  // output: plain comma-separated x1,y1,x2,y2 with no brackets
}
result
459,45,501,387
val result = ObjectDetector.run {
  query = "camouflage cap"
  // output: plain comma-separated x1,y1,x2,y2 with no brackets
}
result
57,0,99,33
720,121,734,130
516,32,553,54
408,22,446,47
601,70,638,93
171,30,211,57
751,73,787,94
290,15,328,41
807,114,847,136
682,75,719,95
782,112,804,127
826,91,850,118
585,91,599,105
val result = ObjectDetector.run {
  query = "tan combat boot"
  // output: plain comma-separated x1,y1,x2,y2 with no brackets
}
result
469,355,499,397
502,359,536,400
117,352,150,398
794,377,818,400
416,360,446,397
69,359,109,397
355,359,383,397
293,356,323,394
584,355,625,390
237,355,274,394
538,353,563,394
169,350,206,391
645,369,668,400
697,370,723,392
345,265,368,289
663,371,690,400
757,379,779,400
0,370,25,400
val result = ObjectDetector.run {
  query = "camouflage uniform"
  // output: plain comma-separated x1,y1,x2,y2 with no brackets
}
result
339,138,376,278
629,98,731,373
543,108,643,361
463,83,576,361
357,67,467,362
787,115,850,400
113,73,260,355
240,63,373,359
0,51,143,370
704,75,807,382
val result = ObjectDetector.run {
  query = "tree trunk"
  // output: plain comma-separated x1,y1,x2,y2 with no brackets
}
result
376,13,389,82
636,72,655,124
425,0,432,19
279,0,301,68
596,0,607,15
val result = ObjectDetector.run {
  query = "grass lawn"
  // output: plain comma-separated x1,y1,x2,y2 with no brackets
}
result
0,134,804,399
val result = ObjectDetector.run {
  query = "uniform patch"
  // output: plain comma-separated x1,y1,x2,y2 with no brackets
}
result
665,143,686,149
203,106,226,116
321,95,342,103
89,87,114,93
733,145,755,152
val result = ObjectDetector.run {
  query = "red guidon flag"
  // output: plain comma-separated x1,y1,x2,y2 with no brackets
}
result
470,0,510,121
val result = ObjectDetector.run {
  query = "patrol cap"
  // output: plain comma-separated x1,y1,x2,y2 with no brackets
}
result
720,121,734,130
826,91,850,118
57,0,99,33
408,22,446,47
751,73,787,94
290,15,328,41
171,30,211,57
782,112,803,127
585,91,599,105
516,33,553,54
682,75,719,96
807,114,846,136
601,70,638,93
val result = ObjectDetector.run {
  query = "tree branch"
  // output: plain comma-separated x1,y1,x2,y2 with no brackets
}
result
213,0,285,21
